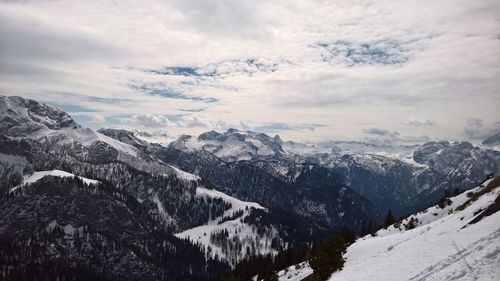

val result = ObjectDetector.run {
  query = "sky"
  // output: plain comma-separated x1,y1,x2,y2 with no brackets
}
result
0,0,499,144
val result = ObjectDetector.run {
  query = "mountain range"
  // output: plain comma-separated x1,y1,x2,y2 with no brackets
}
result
0,95,498,280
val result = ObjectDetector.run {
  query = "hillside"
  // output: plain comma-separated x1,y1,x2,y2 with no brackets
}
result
277,176,500,281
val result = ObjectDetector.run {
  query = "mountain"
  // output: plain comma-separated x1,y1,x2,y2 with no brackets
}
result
162,128,499,217
2,95,497,280
273,176,500,281
0,95,381,279
0,96,139,158
169,129,287,162
323,140,499,216
126,130,382,231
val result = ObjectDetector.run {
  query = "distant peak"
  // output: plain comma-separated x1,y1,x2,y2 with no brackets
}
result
198,130,222,141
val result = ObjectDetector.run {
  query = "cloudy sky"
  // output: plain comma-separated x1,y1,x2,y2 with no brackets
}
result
1,0,499,144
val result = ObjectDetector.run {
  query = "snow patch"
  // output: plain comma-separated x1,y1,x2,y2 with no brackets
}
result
10,170,100,192
165,164,200,181
175,187,273,265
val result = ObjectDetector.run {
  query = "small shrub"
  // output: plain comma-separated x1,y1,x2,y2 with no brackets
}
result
404,217,418,230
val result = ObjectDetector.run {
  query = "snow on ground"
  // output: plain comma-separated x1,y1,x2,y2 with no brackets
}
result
331,178,500,281
133,131,176,146
276,262,313,281
152,192,176,226
27,127,139,157
175,186,274,265
10,170,100,192
165,164,200,181
283,178,500,281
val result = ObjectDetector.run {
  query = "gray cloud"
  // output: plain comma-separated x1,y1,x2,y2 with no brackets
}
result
363,128,401,137
127,114,172,129
0,7,121,76
464,119,500,140
404,118,437,127
363,127,431,145
171,0,272,38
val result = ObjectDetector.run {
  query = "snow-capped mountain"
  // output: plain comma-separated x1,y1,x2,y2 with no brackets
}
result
169,129,286,162
99,127,381,232
166,129,499,217
0,96,139,158
277,176,500,281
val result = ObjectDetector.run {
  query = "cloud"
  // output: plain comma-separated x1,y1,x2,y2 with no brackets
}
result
171,0,272,39
127,114,172,129
404,118,437,127
0,0,499,142
90,113,106,123
253,123,327,134
0,4,122,77
147,58,284,79
130,82,218,103
463,119,500,140
311,38,428,67
363,128,401,138
177,115,209,128
363,127,431,145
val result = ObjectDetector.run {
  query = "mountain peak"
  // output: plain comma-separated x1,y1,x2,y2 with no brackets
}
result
0,95,79,137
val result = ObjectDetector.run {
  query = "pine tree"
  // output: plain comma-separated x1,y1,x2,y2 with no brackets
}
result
309,236,348,281
384,209,395,228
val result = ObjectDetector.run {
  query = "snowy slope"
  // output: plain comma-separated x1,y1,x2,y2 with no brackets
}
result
165,164,200,181
175,185,276,265
276,262,313,281
10,170,100,192
282,177,500,281
0,95,139,157
29,126,139,157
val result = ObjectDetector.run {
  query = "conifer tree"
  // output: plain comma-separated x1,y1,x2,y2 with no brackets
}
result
384,209,395,228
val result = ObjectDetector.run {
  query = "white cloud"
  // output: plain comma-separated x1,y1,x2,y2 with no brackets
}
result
177,115,209,128
404,118,437,127
90,113,106,123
